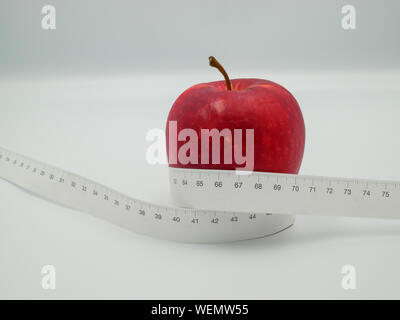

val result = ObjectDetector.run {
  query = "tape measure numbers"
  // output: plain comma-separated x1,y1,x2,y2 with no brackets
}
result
0,146,399,243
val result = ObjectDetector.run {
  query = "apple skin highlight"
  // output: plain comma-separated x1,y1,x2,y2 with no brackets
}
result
166,78,305,174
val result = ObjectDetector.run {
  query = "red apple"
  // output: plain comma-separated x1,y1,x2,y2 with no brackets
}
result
166,57,305,174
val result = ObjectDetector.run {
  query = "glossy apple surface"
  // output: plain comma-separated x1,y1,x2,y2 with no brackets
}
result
166,78,305,174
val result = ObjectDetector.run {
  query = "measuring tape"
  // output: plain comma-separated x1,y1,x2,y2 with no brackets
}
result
1,146,399,243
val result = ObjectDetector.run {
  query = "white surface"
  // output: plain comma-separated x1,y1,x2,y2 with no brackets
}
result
1,72,400,299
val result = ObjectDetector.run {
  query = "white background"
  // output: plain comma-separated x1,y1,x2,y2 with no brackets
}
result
1,0,400,299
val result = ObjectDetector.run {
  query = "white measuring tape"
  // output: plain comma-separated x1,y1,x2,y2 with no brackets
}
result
0,146,399,243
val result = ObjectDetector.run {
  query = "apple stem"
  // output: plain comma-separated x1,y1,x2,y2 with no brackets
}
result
209,56,232,91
